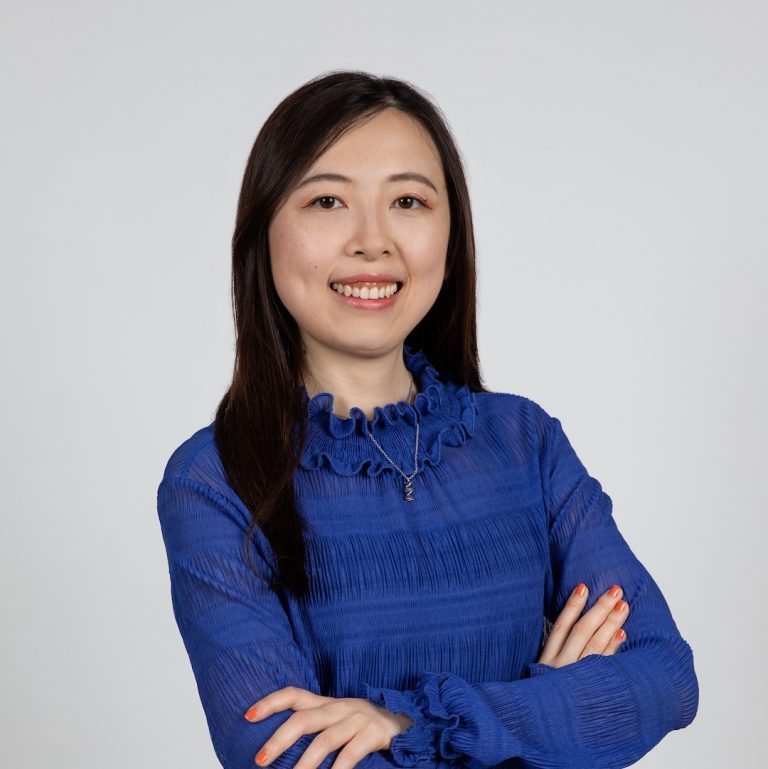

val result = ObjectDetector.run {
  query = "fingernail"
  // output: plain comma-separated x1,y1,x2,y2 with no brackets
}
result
256,748,268,765
575,583,587,597
244,705,260,721
615,628,626,641
614,600,627,613
609,585,621,598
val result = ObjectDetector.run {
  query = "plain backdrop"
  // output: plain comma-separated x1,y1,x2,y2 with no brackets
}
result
1,1,765,767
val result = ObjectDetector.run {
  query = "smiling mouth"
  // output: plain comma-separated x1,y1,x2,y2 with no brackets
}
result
329,281,403,300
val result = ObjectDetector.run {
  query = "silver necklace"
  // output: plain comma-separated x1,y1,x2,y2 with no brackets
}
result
364,370,420,502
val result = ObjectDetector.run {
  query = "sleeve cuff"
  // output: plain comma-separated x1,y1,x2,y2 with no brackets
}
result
523,661,556,678
363,675,461,766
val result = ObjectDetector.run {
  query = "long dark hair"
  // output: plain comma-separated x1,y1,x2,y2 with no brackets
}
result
214,69,487,600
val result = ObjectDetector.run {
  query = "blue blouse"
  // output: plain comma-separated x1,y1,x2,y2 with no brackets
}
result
156,344,698,769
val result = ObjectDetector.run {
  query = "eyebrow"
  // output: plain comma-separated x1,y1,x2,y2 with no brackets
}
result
294,171,439,194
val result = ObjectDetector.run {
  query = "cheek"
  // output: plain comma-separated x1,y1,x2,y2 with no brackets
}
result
412,241,449,282
270,231,317,284
407,213,450,271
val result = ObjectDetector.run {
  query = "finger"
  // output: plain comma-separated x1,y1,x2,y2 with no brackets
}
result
556,584,624,664
537,582,589,665
255,701,348,766
601,627,628,656
578,599,630,659
329,726,388,769
245,686,329,722
293,714,371,769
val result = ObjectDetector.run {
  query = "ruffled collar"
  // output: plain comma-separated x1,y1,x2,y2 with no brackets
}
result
298,344,477,477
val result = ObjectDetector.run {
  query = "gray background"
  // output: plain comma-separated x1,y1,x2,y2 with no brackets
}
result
2,1,765,766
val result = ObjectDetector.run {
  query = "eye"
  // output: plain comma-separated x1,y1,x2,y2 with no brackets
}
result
395,196,427,210
308,194,429,210
309,195,342,210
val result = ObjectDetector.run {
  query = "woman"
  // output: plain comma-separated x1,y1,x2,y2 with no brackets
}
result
157,70,698,769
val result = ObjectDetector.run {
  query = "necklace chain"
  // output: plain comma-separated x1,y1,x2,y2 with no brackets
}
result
364,369,420,502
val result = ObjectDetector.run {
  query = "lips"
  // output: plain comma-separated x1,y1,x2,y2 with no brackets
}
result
330,273,403,285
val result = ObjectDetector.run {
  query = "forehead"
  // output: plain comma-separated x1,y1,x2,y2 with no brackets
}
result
308,109,443,177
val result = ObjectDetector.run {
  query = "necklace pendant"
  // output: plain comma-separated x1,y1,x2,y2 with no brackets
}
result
404,476,415,502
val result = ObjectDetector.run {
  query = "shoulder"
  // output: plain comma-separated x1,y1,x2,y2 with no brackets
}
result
157,421,243,512
156,422,280,569
155,420,267,558
160,421,217,480
457,388,562,473
472,388,555,445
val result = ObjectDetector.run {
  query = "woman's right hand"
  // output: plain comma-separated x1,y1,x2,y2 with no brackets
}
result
536,583,630,668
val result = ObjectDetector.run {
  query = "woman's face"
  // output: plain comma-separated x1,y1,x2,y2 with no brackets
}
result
268,107,451,360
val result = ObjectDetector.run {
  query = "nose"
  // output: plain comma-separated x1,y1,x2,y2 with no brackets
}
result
346,207,394,257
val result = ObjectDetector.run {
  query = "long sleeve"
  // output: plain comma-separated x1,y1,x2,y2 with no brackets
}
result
363,407,699,769
157,475,409,769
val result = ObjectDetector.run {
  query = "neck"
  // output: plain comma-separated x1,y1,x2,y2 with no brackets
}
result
301,342,415,421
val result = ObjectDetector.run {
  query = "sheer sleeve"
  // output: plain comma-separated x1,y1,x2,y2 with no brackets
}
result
157,475,410,769
363,407,699,769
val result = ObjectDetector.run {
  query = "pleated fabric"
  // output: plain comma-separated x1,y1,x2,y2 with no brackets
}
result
156,344,698,769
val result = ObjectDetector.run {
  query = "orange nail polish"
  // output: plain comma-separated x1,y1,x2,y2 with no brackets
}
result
244,705,260,721
575,583,587,597
609,585,621,598
614,600,626,613
615,628,626,641
256,748,268,765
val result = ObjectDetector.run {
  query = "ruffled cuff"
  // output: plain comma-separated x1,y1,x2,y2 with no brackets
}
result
363,674,461,767
523,661,555,678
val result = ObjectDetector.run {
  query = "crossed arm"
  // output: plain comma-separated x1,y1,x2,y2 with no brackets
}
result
157,409,698,769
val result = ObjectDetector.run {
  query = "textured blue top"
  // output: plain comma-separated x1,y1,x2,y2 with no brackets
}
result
156,344,698,769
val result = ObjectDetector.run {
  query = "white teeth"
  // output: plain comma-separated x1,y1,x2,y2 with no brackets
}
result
330,282,400,300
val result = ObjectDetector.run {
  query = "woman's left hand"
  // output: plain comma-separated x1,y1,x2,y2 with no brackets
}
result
243,686,414,769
